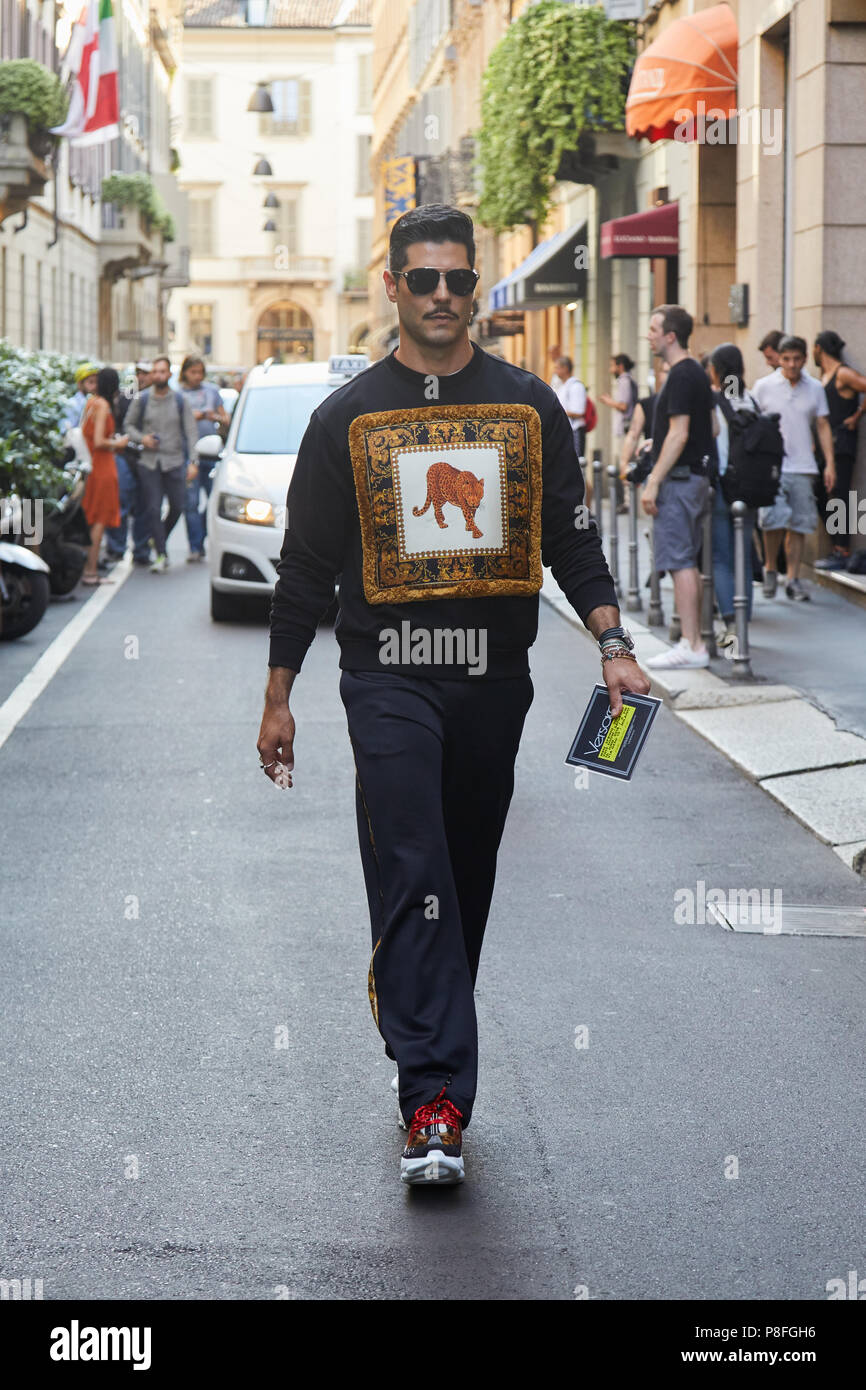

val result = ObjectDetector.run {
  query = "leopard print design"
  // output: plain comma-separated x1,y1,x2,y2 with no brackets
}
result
412,461,485,540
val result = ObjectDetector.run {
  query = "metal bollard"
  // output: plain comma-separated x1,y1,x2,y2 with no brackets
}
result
626,479,642,613
647,518,664,626
606,463,620,595
700,484,717,657
729,500,754,679
592,449,604,544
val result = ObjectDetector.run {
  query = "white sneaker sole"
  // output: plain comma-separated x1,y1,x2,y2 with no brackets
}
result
400,1153,465,1185
391,1073,407,1130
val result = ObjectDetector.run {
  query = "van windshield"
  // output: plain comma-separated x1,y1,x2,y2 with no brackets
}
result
234,384,336,454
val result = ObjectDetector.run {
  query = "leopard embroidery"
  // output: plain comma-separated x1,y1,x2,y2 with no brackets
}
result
412,461,485,539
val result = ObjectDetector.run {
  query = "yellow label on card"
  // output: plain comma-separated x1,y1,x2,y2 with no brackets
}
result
598,704,636,761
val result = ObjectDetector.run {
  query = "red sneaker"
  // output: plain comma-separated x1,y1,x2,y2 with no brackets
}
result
400,1086,464,1185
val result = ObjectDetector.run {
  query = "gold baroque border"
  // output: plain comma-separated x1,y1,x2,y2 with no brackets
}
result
347,403,543,605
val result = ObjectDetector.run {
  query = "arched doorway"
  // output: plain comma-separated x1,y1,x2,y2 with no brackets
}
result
349,322,370,354
256,301,314,363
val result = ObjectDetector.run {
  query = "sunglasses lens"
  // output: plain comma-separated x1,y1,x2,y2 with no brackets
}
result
445,270,477,297
405,269,440,295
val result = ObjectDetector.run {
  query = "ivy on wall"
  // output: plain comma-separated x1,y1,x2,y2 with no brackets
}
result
101,172,176,242
478,0,635,234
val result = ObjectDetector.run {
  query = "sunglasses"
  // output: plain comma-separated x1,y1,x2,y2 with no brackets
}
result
394,267,479,297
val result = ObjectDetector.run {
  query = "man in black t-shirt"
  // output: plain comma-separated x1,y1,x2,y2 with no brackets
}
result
642,305,716,670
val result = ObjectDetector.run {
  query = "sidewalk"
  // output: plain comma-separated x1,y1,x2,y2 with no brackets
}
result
542,493,866,877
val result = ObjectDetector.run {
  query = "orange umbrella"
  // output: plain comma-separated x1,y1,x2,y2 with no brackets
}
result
625,2,738,144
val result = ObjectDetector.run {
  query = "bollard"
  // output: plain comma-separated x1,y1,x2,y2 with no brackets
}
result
592,449,604,545
700,484,717,657
626,479,642,612
647,518,664,626
606,463,620,595
729,500,754,679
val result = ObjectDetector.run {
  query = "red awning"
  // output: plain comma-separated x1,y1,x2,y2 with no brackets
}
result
625,2,738,144
600,203,679,259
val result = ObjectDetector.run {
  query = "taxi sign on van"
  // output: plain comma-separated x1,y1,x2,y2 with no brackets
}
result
329,354,369,376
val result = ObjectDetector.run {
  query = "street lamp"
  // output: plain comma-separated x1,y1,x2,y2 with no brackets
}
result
263,219,277,232
252,156,273,176
263,192,280,208
247,82,274,113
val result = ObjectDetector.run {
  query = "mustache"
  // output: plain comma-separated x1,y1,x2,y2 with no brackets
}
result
424,309,458,319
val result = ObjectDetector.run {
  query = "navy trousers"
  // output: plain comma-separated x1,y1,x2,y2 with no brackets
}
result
339,668,534,1128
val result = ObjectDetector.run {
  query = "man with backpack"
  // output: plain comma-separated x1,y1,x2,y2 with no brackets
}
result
124,355,199,573
752,336,835,602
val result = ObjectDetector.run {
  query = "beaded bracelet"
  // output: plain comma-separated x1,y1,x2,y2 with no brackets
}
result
600,647,637,664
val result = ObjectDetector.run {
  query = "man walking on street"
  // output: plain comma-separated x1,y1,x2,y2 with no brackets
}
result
641,305,716,670
552,353,588,461
124,355,198,573
752,335,835,602
257,204,650,1186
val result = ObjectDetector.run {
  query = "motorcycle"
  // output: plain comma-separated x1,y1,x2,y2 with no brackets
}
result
0,495,51,641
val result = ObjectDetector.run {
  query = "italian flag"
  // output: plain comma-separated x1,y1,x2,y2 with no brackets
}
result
51,0,119,147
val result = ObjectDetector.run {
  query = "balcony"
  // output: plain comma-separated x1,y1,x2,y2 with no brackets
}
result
99,203,163,281
342,267,368,296
240,254,332,286
0,113,52,225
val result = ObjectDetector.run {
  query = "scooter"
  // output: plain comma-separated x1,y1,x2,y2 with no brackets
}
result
0,495,51,640
38,459,91,595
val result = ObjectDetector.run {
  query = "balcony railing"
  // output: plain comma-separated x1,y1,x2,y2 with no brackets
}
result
241,254,332,279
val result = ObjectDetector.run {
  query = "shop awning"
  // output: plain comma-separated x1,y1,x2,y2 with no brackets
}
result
488,222,588,312
625,2,738,144
601,202,679,259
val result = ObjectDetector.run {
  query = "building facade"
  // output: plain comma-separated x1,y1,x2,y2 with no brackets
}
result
171,0,373,369
0,0,189,362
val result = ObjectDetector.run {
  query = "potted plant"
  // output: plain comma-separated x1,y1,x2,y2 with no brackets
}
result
0,59,67,159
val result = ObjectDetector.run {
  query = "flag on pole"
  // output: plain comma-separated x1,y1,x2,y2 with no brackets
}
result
51,0,119,147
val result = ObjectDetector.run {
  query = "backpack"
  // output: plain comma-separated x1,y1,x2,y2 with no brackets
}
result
717,393,784,509
584,394,597,433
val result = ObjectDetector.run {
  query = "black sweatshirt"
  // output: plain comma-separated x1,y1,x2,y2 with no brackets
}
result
269,343,617,679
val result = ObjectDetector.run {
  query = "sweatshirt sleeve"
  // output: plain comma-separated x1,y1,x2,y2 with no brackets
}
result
536,382,618,625
268,408,355,671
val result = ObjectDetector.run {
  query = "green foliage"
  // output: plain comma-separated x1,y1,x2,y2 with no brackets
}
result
0,342,85,499
0,59,68,133
101,171,175,239
478,0,634,233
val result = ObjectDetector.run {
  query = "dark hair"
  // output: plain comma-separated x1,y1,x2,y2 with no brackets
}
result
557,355,573,374
388,203,475,274
778,335,807,358
815,330,845,360
614,353,634,372
758,330,783,353
709,342,746,398
152,354,172,370
179,354,205,384
652,304,693,348
95,366,119,403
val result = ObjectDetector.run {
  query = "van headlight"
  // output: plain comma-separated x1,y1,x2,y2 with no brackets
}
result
218,493,276,526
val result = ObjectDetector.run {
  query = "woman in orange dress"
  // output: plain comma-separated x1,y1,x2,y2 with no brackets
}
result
80,367,128,585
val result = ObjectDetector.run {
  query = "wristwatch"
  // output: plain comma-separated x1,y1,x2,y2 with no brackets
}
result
597,626,635,652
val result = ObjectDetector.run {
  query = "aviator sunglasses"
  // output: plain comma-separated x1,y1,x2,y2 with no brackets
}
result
393,267,480,297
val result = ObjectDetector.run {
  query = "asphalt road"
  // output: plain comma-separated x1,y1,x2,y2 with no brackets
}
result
1,552,864,1301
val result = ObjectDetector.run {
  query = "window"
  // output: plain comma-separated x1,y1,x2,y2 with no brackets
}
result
235,385,334,453
189,304,214,357
188,196,215,256
356,133,372,196
358,52,372,113
260,79,312,137
186,77,214,138
357,219,372,271
275,196,298,256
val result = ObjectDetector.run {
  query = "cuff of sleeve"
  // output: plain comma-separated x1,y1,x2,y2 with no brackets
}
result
573,579,619,628
268,637,307,672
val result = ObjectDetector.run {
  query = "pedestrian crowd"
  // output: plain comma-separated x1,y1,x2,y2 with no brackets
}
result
550,309,865,669
60,357,241,583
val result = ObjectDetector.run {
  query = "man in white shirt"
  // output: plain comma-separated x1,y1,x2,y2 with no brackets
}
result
547,342,562,390
552,354,587,461
752,335,835,601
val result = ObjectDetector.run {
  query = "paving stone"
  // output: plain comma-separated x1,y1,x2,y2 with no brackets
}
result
678,700,866,779
759,764,866,846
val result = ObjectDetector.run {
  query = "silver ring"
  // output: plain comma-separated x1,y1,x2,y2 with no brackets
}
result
260,760,276,770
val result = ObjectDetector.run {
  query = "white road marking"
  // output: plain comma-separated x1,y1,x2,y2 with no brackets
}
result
0,556,133,754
